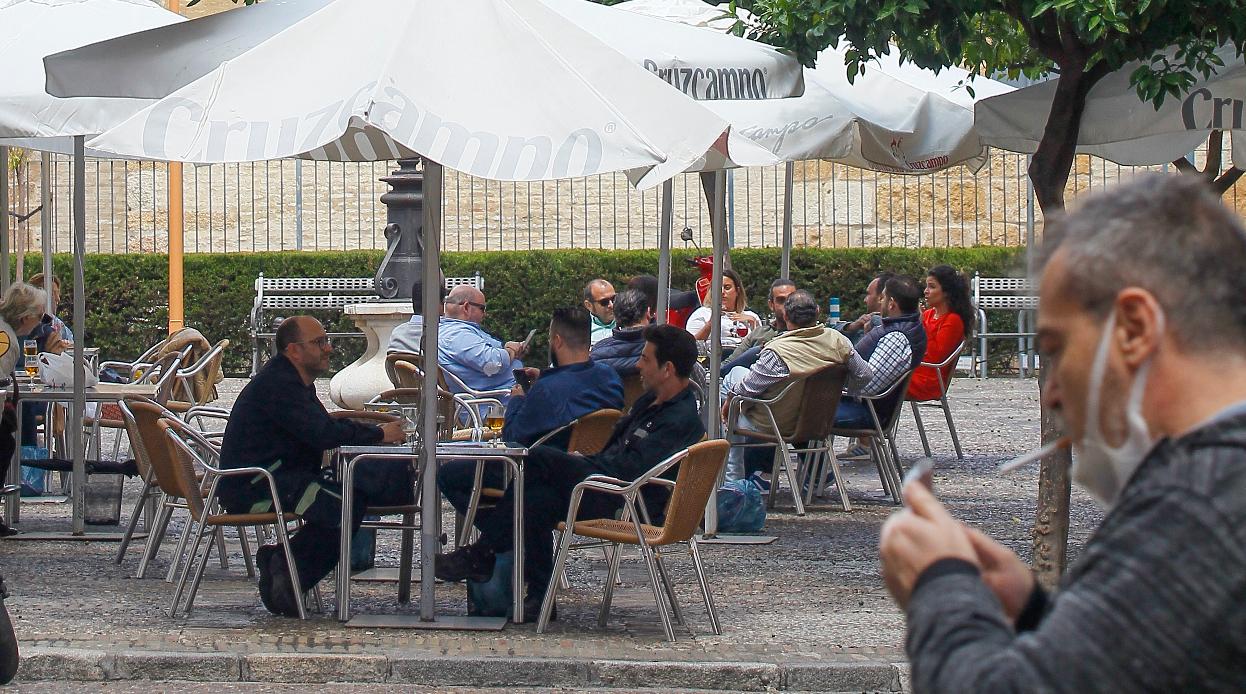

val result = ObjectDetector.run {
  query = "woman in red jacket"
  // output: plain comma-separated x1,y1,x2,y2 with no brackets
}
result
908,265,974,401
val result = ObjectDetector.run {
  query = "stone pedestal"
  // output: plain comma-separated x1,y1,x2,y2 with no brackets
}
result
330,302,413,409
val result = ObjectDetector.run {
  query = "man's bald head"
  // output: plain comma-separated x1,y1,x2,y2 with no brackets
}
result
445,285,487,323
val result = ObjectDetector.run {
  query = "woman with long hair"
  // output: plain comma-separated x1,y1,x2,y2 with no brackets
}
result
908,264,974,401
684,268,760,353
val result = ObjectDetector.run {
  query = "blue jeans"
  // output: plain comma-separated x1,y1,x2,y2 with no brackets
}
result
834,398,875,430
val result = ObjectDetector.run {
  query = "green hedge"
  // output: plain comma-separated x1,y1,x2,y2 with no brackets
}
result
14,246,1027,376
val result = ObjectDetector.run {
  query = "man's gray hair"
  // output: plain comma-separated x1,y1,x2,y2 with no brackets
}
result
613,289,650,328
783,290,819,328
1038,174,1246,351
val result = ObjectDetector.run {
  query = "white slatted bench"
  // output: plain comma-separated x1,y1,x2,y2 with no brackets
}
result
249,273,483,375
972,274,1039,378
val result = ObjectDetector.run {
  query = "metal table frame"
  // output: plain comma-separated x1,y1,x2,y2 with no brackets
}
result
3,382,157,534
335,443,527,625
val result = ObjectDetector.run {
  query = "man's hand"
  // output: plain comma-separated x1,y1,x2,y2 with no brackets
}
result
44,332,69,355
378,420,406,444
720,394,733,424
879,480,977,609
965,526,1036,622
504,341,528,360
849,312,879,331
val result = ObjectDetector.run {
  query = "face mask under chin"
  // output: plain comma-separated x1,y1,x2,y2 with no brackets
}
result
1072,310,1163,508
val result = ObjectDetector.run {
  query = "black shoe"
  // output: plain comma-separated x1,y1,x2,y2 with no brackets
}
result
264,549,302,618
0,524,16,538
434,542,496,583
519,591,555,624
255,545,278,614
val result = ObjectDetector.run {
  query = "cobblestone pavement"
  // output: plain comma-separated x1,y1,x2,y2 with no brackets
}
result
0,376,1103,689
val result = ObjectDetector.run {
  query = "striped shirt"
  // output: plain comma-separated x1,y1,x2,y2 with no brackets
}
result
905,412,1246,692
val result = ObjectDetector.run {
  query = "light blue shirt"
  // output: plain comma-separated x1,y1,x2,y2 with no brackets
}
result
437,317,522,394
387,314,423,353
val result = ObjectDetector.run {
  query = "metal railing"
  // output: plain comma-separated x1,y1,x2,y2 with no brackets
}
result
4,147,1237,256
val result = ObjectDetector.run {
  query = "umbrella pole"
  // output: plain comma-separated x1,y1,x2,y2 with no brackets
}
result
418,159,442,623
781,162,793,279
1,145,8,292
71,136,86,535
656,179,673,323
701,170,725,537
41,153,52,313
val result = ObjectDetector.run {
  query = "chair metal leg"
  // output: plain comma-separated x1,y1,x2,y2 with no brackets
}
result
166,510,194,583
181,525,221,617
170,521,209,617
597,537,626,628
911,401,932,457
458,461,488,547
214,510,230,570
650,547,685,627
137,503,174,579
539,525,576,633
637,540,676,641
398,514,414,604
825,450,852,512
688,538,721,635
115,477,154,565
239,525,255,578
274,519,308,620
780,440,805,516
942,397,964,460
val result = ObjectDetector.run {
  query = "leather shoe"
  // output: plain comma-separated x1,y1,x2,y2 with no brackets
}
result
434,542,496,583
519,591,555,624
255,545,278,614
0,524,17,538
264,549,302,618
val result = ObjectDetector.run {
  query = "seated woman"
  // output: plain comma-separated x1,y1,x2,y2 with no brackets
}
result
684,268,759,356
908,264,974,402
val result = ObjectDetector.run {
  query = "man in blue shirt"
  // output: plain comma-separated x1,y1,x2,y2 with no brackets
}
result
438,307,624,517
438,285,528,398
387,277,445,354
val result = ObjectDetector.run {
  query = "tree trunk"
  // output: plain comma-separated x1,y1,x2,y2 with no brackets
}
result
1025,62,1106,586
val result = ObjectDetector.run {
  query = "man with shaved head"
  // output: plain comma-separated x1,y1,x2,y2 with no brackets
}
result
220,316,408,617
440,285,528,398
582,278,616,346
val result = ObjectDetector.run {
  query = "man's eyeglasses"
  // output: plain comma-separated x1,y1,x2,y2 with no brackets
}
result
593,296,616,308
462,301,487,312
296,336,332,348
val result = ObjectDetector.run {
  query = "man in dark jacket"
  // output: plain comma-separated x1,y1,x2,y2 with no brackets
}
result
436,325,706,619
219,316,407,617
589,289,651,377
880,176,1246,692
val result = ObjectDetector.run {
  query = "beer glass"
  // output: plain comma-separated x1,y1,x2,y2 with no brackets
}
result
484,404,504,438
22,341,37,378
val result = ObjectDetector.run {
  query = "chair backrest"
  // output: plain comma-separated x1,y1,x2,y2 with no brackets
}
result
654,439,729,545
156,418,215,521
175,338,229,405
621,374,645,410
385,351,422,389
373,387,458,439
789,363,849,442
566,409,623,455
117,398,154,481
879,367,919,433
126,399,197,501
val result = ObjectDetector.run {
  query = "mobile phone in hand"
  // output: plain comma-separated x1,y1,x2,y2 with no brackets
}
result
521,328,538,350
513,368,533,392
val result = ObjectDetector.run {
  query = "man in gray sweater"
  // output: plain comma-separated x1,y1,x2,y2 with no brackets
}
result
880,174,1246,692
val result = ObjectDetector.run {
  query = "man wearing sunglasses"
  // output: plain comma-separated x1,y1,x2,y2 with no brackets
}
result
582,279,616,347
440,285,528,400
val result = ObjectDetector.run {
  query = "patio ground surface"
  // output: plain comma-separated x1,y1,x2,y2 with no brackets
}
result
0,376,1102,692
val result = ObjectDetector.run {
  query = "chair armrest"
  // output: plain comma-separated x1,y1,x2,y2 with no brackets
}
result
919,340,967,370
582,474,630,487
531,419,576,448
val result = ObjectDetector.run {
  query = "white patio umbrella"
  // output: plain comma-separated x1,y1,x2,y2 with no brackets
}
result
975,44,1246,168
45,0,778,621
0,0,184,535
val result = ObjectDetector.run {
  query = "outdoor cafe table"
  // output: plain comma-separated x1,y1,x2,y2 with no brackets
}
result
335,442,528,629
2,380,158,535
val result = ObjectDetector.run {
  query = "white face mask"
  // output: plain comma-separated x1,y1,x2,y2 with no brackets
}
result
1074,310,1163,508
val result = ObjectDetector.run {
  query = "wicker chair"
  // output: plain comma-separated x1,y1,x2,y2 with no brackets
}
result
830,367,918,504
536,439,729,641
158,417,314,619
725,363,850,513
907,339,966,460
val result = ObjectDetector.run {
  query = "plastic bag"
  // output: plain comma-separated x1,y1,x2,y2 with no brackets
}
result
467,551,514,618
19,446,48,496
37,352,98,389
715,478,766,533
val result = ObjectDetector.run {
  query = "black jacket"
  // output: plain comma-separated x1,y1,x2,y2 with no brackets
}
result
589,325,646,377
590,383,705,481
219,354,382,496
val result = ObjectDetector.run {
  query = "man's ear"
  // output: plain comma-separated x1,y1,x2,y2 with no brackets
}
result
1114,288,1164,368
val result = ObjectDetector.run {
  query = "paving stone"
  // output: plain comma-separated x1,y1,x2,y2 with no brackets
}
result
106,650,242,682
781,660,900,692
15,646,106,681
244,653,389,683
389,655,588,687
589,660,780,691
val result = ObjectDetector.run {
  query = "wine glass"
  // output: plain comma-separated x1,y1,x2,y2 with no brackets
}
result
400,407,419,443
484,404,504,443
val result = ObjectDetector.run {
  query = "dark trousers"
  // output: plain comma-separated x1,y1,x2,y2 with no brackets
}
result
720,345,763,377
475,447,622,595
220,459,413,592
439,458,507,524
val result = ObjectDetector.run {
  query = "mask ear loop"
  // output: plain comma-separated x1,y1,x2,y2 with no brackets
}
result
1083,311,1117,442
